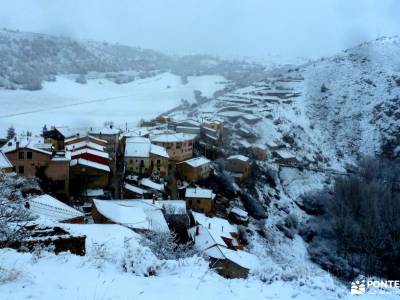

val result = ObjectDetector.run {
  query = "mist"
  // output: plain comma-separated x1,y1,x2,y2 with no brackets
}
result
0,0,399,62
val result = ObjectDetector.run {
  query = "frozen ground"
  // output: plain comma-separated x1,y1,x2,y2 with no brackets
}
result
0,73,226,136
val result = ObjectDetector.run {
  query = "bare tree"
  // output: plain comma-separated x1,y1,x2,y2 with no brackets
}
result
0,172,39,247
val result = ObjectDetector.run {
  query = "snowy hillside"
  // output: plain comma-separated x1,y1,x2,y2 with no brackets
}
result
0,72,227,136
301,36,400,160
157,37,400,299
0,29,266,90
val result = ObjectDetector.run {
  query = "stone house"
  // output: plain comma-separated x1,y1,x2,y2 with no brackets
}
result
69,159,110,193
2,137,70,199
176,120,201,135
187,212,257,278
251,145,267,160
225,155,251,181
124,137,169,177
43,127,66,150
151,133,196,162
273,150,298,165
176,156,211,182
185,187,215,214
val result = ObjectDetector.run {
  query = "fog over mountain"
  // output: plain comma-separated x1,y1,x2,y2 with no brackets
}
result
0,0,399,61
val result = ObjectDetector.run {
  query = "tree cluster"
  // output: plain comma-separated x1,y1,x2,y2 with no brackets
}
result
300,157,400,280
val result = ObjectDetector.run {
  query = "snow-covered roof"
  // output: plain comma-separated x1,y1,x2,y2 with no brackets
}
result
217,111,244,118
29,194,84,222
125,138,151,157
55,126,86,139
124,183,145,195
179,156,210,168
70,148,109,159
266,141,278,148
93,199,169,232
191,212,238,239
188,225,227,252
185,188,215,199
123,128,150,138
230,207,248,218
275,149,296,159
176,119,201,127
241,114,261,121
65,140,104,152
227,154,250,162
65,135,107,145
139,178,164,192
0,151,12,169
151,132,196,143
82,188,104,197
89,126,120,135
187,212,256,269
125,138,169,159
205,245,258,270
70,158,110,172
1,136,52,155
150,144,169,158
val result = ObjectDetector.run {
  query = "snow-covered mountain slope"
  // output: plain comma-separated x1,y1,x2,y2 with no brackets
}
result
162,37,400,298
301,36,400,160
0,29,266,90
0,72,227,136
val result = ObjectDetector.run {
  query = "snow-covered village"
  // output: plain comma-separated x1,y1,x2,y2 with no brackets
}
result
1,1,400,299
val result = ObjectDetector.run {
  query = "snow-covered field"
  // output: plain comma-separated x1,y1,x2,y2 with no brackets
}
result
0,224,381,300
0,73,226,136
1,223,397,300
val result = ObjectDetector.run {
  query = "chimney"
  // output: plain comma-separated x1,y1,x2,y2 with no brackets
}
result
152,194,156,204
195,225,199,236
208,223,211,229
16,141,19,149
221,225,224,232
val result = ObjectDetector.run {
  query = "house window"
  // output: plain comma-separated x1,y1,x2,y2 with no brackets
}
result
18,152,24,159
157,159,160,165
18,166,24,174
188,199,192,206
27,152,33,159
197,200,201,204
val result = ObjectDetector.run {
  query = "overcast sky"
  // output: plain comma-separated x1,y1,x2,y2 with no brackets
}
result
0,0,399,62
